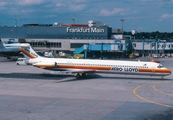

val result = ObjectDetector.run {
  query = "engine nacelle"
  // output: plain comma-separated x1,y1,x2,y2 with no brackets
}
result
33,62,56,69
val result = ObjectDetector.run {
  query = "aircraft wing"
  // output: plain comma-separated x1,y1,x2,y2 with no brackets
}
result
33,62,95,73
4,44,30,47
0,42,29,59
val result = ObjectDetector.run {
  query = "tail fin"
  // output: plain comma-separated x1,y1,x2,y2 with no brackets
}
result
0,39,5,48
18,43,42,59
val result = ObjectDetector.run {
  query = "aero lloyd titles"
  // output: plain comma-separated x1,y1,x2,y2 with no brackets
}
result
66,27,104,33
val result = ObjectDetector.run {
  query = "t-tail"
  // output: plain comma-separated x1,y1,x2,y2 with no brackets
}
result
18,43,42,59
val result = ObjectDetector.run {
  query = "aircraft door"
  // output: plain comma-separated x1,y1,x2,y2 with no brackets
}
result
151,67,155,72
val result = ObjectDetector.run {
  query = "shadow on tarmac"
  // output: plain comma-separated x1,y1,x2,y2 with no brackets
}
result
99,75,173,81
0,73,70,80
0,72,172,82
135,109,173,120
0,72,102,82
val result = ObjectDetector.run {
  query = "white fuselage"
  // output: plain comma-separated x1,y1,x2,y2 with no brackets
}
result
17,43,171,77
30,57,171,76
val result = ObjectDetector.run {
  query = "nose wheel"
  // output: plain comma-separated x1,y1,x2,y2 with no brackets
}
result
161,76,164,80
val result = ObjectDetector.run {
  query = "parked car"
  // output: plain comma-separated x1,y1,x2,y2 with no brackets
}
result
16,58,26,65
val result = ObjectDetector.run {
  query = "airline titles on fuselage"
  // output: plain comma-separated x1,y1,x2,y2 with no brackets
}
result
111,67,138,72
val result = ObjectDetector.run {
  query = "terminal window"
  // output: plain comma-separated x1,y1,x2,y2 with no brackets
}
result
30,42,61,48
70,43,84,48
133,43,136,47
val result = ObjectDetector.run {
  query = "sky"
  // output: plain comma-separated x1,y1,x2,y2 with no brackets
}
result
0,0,173,32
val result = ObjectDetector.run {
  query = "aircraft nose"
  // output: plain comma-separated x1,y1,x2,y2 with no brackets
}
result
168,69,171,74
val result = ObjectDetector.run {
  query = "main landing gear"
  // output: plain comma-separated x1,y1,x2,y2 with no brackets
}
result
75,73,87,79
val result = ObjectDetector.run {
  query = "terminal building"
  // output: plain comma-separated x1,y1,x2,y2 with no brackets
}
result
132,39,173,58
0,20,173,58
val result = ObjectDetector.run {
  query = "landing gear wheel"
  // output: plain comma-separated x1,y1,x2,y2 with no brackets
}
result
161,76,164,80
76,73,81,79
81,73,87,78
75,73,87,79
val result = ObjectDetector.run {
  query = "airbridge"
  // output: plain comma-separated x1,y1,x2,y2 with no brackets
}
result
74,42,129,58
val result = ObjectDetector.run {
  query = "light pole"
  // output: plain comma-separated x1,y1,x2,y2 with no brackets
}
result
121,19,125,39
72,18,76,24
15,18,18,27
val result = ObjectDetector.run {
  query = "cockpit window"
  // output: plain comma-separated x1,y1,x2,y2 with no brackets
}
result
157,64,164,68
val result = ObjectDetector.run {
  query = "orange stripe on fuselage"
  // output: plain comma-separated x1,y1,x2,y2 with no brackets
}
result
35,64,111,70
138,68,171,73
19,47,36,59
35,64,171,74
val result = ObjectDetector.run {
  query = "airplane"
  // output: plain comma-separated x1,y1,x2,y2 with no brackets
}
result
0,39,23,59
14,43,171,79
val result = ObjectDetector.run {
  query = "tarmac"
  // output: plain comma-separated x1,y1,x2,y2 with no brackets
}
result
0,57,173,120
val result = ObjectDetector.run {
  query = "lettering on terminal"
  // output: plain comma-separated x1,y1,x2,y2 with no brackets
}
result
66,27,105,33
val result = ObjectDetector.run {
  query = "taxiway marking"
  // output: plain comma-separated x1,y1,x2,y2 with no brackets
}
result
133,81,173,108
153,81,173,97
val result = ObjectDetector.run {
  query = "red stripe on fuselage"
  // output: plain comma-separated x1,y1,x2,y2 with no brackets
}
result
35,64,111,70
